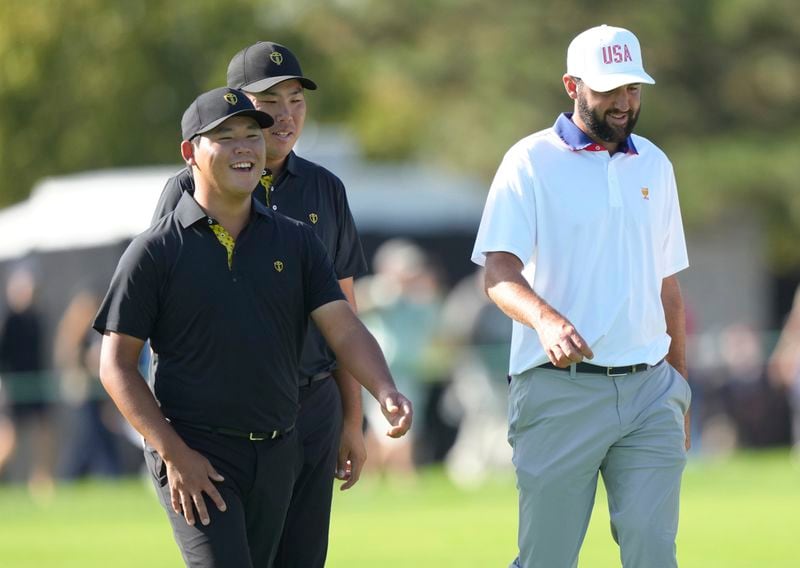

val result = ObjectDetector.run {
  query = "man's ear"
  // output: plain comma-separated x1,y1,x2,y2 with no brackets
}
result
563,74,579,100
180,139,196,166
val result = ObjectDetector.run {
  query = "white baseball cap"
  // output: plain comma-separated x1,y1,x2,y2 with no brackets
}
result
567,25,655,92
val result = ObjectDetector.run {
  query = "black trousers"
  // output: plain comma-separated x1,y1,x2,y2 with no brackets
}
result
145,423,299,568
274,377,343,568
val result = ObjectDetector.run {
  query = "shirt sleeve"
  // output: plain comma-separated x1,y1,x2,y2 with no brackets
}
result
331,178,368,280
93,236,163,340
471,146,538,267
660,162,689,278
301,226,347,314
151,168,194,225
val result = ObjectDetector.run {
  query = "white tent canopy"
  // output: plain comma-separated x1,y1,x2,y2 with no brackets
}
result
0,127,486,262
0,167,175,261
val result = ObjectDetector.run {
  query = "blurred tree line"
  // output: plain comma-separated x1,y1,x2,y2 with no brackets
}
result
1,0,798,267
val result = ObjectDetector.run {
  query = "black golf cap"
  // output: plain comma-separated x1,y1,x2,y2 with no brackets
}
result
181,87,274,141
227,41,318,93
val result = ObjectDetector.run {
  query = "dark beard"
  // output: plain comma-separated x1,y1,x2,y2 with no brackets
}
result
577,95,639,144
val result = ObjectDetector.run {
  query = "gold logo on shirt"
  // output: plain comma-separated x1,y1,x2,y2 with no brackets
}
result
641,187,650,200
309,213,319,224
224,92,238,105
274,260,284,272
269,51,283,65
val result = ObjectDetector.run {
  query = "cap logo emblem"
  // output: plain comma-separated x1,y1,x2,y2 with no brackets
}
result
274,260,284,272
269,51,283,65
641,187,650,200
602,44,633,64
308,213,319,224
224,92,238,105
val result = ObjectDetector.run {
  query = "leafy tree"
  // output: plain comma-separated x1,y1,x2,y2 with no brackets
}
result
1,0,798,267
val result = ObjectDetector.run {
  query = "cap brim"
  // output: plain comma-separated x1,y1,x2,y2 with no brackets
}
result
582,71,655,92
194,109,274,138
240,75,318,93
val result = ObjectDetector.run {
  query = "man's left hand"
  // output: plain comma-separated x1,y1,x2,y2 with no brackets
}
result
336,422,367,490
380,391,413,438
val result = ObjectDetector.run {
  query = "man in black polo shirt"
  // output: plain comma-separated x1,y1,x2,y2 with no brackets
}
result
152,42,369,568
94,87,412,568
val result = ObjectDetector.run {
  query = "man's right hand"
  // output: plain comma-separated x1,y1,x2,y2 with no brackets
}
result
537,308,594,367
165,445,227,526
484,251,593,368
379,390,413,438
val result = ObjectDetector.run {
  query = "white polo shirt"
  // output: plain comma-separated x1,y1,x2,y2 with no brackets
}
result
472,113,688,375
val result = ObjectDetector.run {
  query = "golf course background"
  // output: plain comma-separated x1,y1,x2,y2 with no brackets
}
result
0,451,796,567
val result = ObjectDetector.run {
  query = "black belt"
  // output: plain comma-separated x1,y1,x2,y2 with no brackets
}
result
298,371,332,388
171,420,295,441
538,360,659,377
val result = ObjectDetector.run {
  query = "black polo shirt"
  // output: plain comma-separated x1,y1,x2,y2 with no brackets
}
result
94,192,345,431
153,151,367,381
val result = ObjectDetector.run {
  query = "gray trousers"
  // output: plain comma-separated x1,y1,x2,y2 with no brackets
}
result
508,361,690,568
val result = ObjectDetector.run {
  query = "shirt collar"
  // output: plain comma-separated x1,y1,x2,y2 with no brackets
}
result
283,151,300,177
251,198,272,219
264,151,299,185
554,112,638,155
174,190,272,229
175,191,207,228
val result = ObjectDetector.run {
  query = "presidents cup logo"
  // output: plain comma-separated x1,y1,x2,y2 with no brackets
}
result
308,213,319,224
269,51,283,65
274,260,284,272
641,187,650,200
224,92,238,105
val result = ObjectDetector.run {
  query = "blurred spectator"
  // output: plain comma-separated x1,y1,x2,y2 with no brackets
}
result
768,284,800,453
696,323,791,453
0,266,55,496
718,324,783,447
438,267,512,487
0,383,14,475
357,239,444,477
720,323,764,384
53,289,123,479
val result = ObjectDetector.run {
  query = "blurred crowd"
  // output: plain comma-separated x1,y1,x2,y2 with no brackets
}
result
1,242,798,495
0,264,142,499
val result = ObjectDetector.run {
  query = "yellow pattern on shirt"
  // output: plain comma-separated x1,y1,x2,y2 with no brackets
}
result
260,170,273,206
210,223,235,269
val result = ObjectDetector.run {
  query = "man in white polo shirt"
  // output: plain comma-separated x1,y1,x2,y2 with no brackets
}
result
472,25,691,567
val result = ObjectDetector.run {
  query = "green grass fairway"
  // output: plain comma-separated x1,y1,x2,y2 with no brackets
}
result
0,451,797,567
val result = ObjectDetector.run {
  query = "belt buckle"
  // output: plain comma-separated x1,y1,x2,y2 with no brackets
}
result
249,432,265,441
606,366,628,377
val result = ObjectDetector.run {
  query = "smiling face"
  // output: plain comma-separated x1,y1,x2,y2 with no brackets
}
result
245,79,306,170
563,74,642,152
182,115,266,200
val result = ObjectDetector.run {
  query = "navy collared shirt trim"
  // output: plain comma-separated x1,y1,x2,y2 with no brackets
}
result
174,190,272,230
283,150,300,177
267,151,301,188
554,112,638,155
